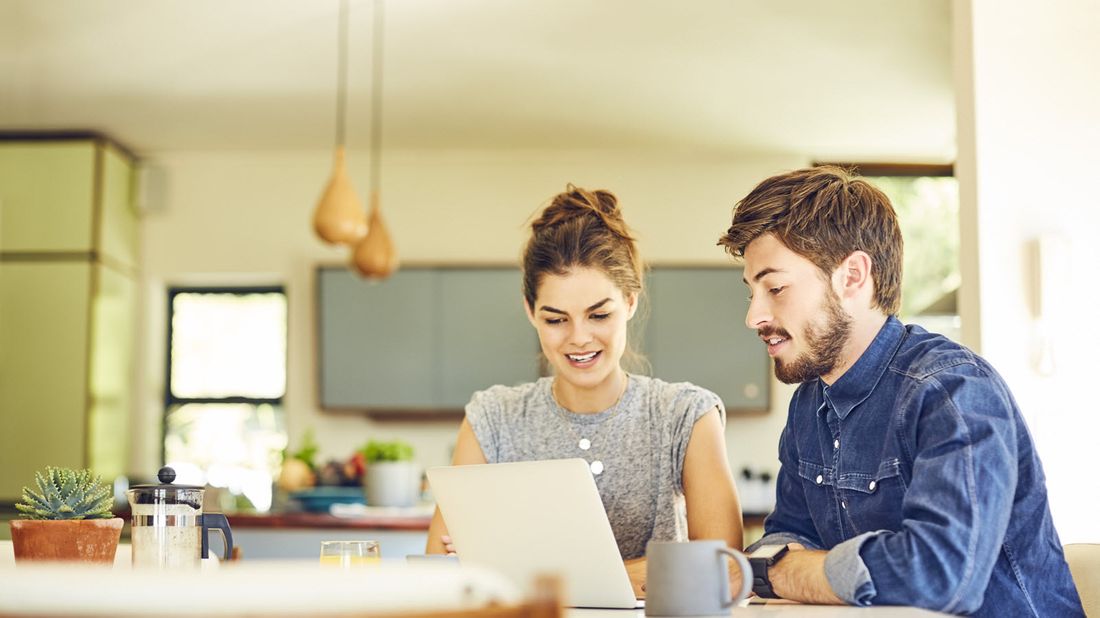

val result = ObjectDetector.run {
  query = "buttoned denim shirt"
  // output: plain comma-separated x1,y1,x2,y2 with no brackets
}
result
750,317,1083,617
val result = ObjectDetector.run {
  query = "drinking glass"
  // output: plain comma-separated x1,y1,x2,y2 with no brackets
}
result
319,540,381,567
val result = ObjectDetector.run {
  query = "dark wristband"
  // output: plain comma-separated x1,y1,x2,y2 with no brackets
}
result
749,544,789,599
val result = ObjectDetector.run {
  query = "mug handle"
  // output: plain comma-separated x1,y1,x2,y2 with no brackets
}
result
717,547,753,608
199,513,234,561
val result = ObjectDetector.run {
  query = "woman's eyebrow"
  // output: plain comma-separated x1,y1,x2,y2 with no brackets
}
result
538,297,613,314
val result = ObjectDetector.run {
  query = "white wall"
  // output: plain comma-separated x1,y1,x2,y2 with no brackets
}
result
135,149,807,487
955,0,1100,543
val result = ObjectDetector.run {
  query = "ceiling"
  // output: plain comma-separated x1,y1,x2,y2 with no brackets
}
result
0,0,955,158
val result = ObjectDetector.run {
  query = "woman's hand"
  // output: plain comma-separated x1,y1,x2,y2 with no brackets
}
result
624,557,647,599
440,535,457,555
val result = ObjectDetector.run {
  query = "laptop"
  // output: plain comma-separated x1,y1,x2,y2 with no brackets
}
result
426,458,643,609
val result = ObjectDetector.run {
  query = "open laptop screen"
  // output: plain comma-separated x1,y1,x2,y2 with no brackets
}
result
427,459,641,609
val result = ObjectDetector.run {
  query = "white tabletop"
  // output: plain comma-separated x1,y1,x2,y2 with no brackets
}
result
0,541,521,617
569,605,946,617
1,542,945,617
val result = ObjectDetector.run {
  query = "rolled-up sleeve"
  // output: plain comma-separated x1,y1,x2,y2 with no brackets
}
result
824,531,882,605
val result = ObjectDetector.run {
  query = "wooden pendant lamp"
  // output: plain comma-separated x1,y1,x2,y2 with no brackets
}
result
351,0,398,279
313,0,367,246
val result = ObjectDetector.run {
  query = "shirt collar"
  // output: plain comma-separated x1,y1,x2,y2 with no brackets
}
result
820,315,905,420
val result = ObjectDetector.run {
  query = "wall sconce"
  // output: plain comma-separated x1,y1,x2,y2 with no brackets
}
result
1030,233,1068,376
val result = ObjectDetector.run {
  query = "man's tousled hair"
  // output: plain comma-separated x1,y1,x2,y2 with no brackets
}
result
718,165,904,315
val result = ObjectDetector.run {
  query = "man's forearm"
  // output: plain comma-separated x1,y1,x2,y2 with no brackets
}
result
770,548,844,605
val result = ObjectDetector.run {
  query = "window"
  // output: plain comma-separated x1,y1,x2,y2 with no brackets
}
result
164,286,288,511
820,163,961,341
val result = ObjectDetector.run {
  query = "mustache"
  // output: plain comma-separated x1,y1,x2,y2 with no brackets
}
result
758,326,792,340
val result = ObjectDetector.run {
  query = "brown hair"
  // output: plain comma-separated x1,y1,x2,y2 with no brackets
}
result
523,185,647,370
523,185,644,308
718,166,904,315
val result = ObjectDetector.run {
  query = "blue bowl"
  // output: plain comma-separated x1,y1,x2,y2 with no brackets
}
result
289,487,366,512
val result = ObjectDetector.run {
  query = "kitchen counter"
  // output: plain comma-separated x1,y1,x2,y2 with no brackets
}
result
227,508,432,531
5,506,765,553
220,506,433,560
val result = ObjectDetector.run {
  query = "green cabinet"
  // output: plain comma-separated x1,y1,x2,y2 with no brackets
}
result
0,137,138,500
0,143,97,253
0,262,93,483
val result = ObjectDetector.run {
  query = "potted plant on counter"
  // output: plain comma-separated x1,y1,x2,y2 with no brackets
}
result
10,466,124,564
361,440,419,507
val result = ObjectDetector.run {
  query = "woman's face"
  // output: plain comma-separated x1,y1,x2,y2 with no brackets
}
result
525,267,637,392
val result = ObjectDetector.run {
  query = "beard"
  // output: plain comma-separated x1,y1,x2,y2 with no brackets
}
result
765,289,852,385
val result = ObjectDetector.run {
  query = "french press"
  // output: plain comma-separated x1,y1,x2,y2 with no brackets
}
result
126,466,233,568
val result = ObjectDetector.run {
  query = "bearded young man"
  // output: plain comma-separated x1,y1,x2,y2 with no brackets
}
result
720,167,1083,617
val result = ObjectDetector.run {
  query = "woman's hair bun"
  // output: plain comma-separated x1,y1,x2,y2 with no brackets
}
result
531,184,633,241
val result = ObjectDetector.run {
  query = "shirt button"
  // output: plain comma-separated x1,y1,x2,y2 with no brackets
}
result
815,474,824,485
841,500,848,509
833,439,840,449
868,480,877,492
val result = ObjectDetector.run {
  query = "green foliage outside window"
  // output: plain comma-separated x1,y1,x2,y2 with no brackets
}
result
865,176,960,318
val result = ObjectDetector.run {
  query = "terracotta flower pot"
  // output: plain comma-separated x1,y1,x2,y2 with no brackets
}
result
10,518,123,564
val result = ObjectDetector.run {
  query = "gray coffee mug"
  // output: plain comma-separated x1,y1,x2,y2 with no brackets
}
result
644,540,752,616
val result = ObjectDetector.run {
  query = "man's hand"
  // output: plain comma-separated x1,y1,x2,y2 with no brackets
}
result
624,557,647,598
769,543,844,605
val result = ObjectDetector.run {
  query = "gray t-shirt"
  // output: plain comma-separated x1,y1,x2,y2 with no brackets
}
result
464,374,724,560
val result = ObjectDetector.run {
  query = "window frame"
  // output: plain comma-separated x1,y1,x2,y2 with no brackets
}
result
813,162,954,178
814,161,959,323
163,283,288,409
160,283,290,501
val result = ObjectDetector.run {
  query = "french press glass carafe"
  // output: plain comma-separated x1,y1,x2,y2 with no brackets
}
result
126,466,233,568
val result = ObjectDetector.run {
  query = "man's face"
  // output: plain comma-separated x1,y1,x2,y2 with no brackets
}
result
742,234,852,384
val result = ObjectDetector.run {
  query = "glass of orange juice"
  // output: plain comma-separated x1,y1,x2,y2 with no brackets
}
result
319,540,381,567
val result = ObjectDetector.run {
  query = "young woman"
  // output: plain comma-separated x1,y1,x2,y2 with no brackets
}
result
426,186,742,596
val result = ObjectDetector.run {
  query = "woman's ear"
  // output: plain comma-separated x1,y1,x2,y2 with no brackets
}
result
625,292,639,320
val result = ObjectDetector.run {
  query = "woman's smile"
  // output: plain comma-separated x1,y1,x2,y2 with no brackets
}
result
565,350,601,367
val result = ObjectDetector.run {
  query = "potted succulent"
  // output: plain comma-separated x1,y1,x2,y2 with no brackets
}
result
10,466,124,564
361,440,419,507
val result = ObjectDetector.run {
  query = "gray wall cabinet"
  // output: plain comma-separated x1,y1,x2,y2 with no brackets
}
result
644,267,769,411
317,267,538,411
317,265,768,415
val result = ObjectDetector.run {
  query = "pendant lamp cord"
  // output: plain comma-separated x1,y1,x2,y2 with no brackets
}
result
369,0,385,196
335,0,350,147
